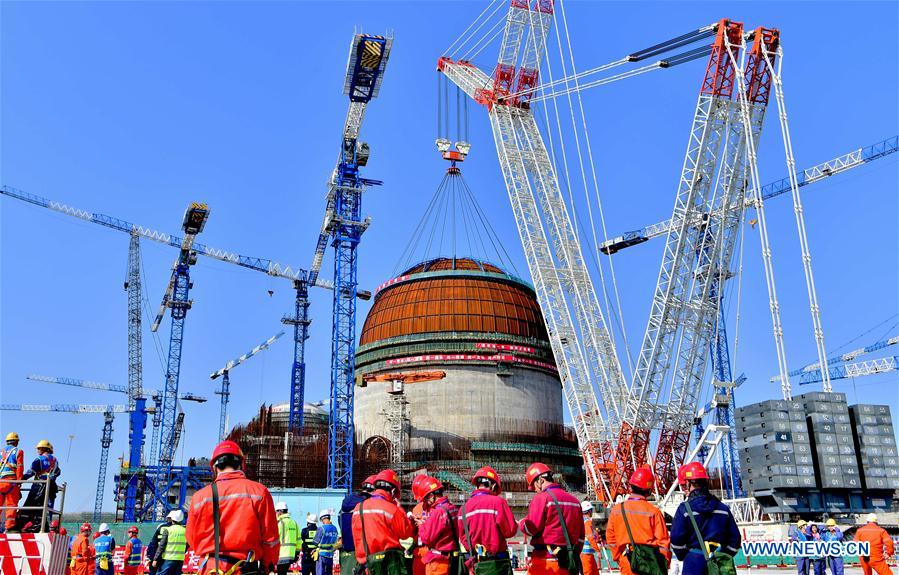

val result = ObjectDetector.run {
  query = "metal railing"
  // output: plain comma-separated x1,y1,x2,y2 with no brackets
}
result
0,477,66,533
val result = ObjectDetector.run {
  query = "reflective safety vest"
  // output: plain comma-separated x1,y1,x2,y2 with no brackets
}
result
278,514,300,561
301,526,318,555
95,535,115,561
315,524,339,559
127,537,143,566
0,445,21,479
161,524,187,561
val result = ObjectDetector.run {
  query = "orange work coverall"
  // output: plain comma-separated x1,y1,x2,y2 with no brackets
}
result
0,444,24,530
70,534,96,575
855,522,895,575
351,490,414,565
605,495,671,575
580,517,600,575
412,502,428,575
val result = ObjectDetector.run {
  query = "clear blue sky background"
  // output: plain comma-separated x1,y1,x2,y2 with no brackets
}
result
2,1,896,513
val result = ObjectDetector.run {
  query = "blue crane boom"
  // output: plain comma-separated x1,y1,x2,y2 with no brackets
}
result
780,334,899,379
210,331,285,441
790,356,899,386
599,135,899,255
310,32,391,490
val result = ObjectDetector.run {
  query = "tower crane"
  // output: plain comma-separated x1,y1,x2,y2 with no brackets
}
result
308,32,391,490
0,402,147,523
0,186,369,468
210,331,285,441
25,374,206,520
791,356,899,386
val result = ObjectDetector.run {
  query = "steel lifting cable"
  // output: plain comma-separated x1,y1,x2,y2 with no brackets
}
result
555,0,635,381
461,20,508,63
725,35,792,399
762,42,832,392
458,172,519,274
445,0,505,59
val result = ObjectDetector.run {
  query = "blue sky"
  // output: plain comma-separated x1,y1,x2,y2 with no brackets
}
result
2,1,896,512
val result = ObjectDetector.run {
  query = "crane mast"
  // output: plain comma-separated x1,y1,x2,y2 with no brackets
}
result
439,0,627,498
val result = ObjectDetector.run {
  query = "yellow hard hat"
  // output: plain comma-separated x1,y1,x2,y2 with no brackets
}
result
5,432,19,443
797,520,807,527
36,439,52,450
826,519,837,527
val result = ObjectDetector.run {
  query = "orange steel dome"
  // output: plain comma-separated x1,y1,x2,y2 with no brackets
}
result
359,257,549,346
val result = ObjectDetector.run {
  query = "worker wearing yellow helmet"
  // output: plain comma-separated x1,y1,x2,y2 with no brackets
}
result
1,432,24,531
23,439,62,510
821,519,844,575
789,520,810,575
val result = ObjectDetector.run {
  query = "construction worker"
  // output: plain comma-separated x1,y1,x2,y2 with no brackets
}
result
152,510,187,575
670,462,741,575
123,526,144,575
854,514,894,575
457,466,516,575
71,523,96,575
20,439,61,529
821,519,843,575
790,520,810,575
95,523,117,575
277,502,300,575
579,502,600,575
1,432,24,531
146,519,170,575
339,476,376,575
351,469,414,574
314,510,340,575
301,512,319,575
519,462,584,575
411,475,431,575
605,467,670,575
186,440,280,575
417,476,460,575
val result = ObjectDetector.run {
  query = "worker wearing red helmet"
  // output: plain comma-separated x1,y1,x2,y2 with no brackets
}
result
670,462,741,575
417,477,461,575
457,466,516,575
519,463,585,575
186,440,280,575
410,475,432,575
605,467,671,575
70,523,96,575
351,469,414,573
123,526,144,575
339,476,378,575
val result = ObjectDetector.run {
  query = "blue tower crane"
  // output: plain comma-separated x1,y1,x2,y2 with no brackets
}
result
308,33,391,489
210,331,285,441
25,374,206,520
0,402,141,523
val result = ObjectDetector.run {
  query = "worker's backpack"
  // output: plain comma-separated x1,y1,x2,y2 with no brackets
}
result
617,503,667,575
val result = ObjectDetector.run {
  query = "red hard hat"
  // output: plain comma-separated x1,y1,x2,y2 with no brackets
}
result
128,526,139,534
629,466,655,490
526,462,553,487
59,527,68,535
81,522,92,532
411,474,428,501
677,464,689,487
211,440,245,469
419,476,444,500
50,520,60,528
472,466,502,492
362,475,378,490
375,469,401,491
682,461,709,481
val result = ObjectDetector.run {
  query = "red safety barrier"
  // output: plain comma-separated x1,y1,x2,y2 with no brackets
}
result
0,533,70,575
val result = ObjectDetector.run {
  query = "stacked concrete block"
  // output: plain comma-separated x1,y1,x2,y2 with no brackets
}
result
735,399,815,491
849,404,899,490
797,392,862,489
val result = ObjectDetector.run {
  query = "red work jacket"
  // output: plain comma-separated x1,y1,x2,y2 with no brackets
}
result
186,470,280,567
855,523,895,562
519,484,584,549
457,489,517,556
419,498,459,564
352,490,414,564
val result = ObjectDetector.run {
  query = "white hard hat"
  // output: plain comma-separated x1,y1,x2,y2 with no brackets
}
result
167,509,185,523
306,512,318,523
319,508,332,519
98,523,110,533
275,501,289,512
866,513,878,523
581,500,594,513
